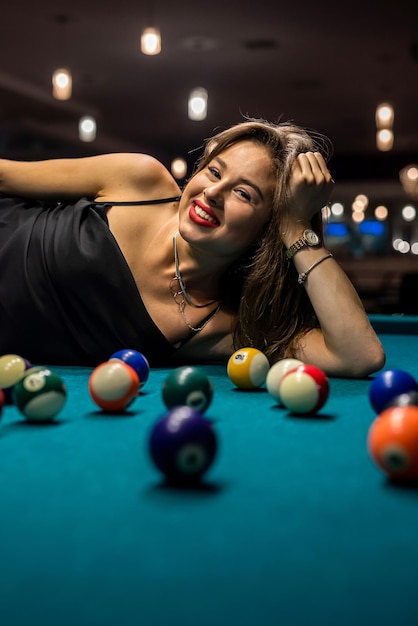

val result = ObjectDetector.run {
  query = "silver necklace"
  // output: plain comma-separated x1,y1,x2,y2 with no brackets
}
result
170,232,221,332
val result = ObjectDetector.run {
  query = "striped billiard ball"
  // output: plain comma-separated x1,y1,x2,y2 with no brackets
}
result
12,366,67,422
89,361,140,412
279,364,329,415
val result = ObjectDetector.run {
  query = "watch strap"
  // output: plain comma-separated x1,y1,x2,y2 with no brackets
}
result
286,236,307,260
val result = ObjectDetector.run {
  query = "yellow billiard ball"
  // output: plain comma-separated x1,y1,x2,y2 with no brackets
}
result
227,347,270,389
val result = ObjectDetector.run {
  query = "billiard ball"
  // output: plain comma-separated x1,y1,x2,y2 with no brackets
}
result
162,366,213,413
88,361,140,412
369,369,418,414
12,366,67,422
149,406,218,482
227,347,270,389
0,353,32,403
266,358,304,404
279,364,329,414
367,406,418,481
0,388,5,416
384,390,418,410
109,349,150,388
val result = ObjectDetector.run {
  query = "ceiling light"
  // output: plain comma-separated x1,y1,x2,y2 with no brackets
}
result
188,88,208,121
52,68,72,100
141,27,161,55
376,129,394,151
79,116,96,142
400,164,418,198
375,102,394,129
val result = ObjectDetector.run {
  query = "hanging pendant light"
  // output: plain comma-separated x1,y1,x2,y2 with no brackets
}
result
79,116,96,142
141,27,161,55
188,87,208,121
52,68,72,100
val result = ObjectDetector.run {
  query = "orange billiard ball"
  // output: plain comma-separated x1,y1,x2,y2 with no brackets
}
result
88,361,140,412
367,406,418,481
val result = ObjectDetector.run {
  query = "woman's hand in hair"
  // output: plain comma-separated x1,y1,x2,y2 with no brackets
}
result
286,151,334,226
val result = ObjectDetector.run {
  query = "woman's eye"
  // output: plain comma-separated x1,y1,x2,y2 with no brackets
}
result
237,188,251,201
208,167,220,179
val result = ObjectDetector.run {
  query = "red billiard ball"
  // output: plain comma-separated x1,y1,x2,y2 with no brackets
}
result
368,369,418,414
109,349,150,388
367,406,418,481
227,347,270,389
279,364,329,414
149,406,218,483
88,361,140,412
0,388,5,416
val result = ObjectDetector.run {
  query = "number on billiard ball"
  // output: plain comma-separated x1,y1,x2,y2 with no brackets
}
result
227,347,270,389
89,361,140,412
162,366,213,413
109,348,150,388
279,364,329,415
12,366,67,422
369,369,418,414
367,406,418,481
149,406,218,482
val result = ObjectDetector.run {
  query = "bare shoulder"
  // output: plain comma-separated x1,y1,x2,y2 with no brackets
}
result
95,153,179,200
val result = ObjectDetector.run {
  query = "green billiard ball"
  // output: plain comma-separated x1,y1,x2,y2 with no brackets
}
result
162,366,213,413
12,366,67,422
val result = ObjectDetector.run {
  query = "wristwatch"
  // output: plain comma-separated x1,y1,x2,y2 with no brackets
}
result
286,229,321,260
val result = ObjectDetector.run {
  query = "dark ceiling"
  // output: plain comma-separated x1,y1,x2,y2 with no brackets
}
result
0,0,417,187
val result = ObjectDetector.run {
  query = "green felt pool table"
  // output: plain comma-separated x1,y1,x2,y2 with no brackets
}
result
1,316,418,626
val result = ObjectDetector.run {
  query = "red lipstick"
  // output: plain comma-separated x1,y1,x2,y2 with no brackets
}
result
189,201,220,228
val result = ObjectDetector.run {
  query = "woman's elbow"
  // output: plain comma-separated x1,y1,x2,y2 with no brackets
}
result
350,340,386,378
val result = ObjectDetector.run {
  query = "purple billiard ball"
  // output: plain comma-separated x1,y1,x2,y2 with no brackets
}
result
369,369,418,414
109,349,150,388
149,406,218,482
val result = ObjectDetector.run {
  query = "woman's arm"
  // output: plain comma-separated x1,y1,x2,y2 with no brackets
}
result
0,152,169,200
283,152,386,378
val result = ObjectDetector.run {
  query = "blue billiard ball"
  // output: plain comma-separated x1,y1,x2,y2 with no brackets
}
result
369,369,418,414
149,406,218,482
109,349,150,387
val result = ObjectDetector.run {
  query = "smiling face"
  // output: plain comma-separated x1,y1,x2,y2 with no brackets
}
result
178,140,276,260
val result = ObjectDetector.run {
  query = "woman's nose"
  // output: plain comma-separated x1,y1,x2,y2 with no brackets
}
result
204,185,223,206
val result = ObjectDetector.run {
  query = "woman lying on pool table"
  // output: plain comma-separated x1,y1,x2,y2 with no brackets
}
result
0,118,385,377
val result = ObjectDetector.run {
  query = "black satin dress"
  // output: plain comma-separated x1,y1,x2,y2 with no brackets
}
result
0,194,186,366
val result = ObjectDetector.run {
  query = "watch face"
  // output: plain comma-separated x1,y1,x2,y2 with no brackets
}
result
304,230,320,245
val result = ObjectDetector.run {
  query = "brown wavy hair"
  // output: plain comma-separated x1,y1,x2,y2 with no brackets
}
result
191,118,333,364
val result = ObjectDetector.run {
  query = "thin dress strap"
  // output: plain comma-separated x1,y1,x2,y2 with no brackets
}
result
93,196,181,206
